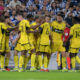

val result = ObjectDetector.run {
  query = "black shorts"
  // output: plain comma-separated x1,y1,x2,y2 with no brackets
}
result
64,40,70,52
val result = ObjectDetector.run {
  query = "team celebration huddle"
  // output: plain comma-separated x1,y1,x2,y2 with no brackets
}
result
0,0,80,73
0,12,80,72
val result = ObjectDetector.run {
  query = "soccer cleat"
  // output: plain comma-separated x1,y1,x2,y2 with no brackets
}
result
44,69,49,72
13,68,18,72
5,68,10,71
30,67,36,72
69,68,77,72
62,68,68,72
0,68,5,72
40,69,44,72
18,68,24,72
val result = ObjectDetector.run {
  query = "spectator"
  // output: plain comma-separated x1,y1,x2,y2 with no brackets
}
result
0,0,4,16
10,10,17,25
7,0,21,9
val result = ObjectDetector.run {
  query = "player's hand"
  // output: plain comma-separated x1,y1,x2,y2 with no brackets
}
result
12,40,16,45
40,19,45,24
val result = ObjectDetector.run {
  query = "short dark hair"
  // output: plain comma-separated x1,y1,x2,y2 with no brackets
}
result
72,17,80,24
5,16,10,19
17,11,23,16
27,14,33,19
45,15,51,18
0,16,5,22
34,16,39,20
57,12,64,18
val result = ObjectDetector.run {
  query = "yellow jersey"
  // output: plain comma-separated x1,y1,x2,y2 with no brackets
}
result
29,22,37,43
70,24,80,39
70,24,80,48
0,22,7,43
18,19,30,44
39,22,51,45
51,21,66,41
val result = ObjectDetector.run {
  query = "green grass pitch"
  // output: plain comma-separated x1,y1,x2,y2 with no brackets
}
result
0,71,80,80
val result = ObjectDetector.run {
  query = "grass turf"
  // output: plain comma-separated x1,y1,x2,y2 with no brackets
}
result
0,71,80,80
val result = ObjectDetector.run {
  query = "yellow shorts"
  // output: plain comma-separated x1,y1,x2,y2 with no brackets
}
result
15,42,34,52
0,36,5,52
51,40,65,53
0,43,5,52
5,38,10,53
69,47,79,53
36,44,51,53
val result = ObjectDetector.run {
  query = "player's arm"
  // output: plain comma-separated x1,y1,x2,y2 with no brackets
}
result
30,20,45,30
7,26,18,31
26,26,43,33
12,33,20,45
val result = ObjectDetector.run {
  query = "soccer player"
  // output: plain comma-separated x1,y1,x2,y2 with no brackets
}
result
14,13,43,72
62,23,72,70
0,16,18,71
23,16,40,70
51,13,67,71
69,17,80,71
36,15,53,72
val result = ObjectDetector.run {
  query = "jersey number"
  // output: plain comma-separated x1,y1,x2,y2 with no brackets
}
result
76,31,80,38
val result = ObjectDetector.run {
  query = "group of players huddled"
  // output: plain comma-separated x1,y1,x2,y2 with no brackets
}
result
0,11,80,72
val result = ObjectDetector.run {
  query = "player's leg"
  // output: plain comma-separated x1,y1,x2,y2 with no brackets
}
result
30,49,36,71
76,55,80,64
38,52,43,71
65,41,71,70
35,54,40,69
43,53,48,72
56,52,61,70
5,52,10,71
61,52,66,69
70,53,76,71
59,42,67,71
19,50,25,72
1,52,5,71
0,55,1,66
70,48,79,71
47,53,51,67
66,52,71,70
14,50,18,71
24,51,31,70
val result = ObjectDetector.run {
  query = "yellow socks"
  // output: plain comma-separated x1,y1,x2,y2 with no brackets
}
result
19,55,24,68
35,55,39,69
1,56,5,69
44,55,48,69
14,56,18,68
71,57,76,69
38,55,43,68
57,53,61,67
31,53,36,68
62,57,66,69
5,57,9,67
76,56,80,64
0,55,1,65
24,56,30,69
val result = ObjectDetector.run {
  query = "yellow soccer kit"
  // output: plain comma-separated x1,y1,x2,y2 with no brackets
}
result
36,22,51,53
5,25,11,53
29,22,37,50
51,21,66,53
69,24,80,53
15,19,31,51
0,22,8,52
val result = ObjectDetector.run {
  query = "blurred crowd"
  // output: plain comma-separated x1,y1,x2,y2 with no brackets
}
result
0,0,80,49
0,0,80,25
